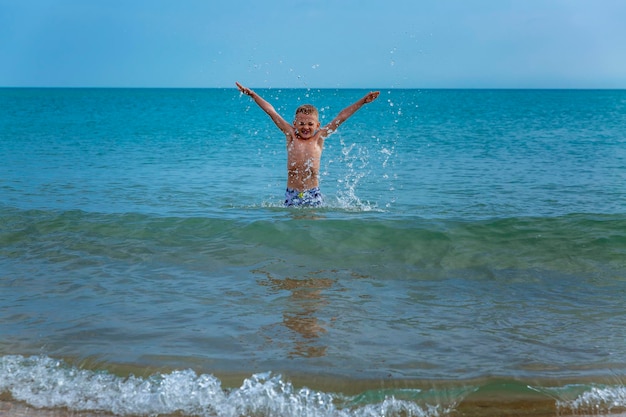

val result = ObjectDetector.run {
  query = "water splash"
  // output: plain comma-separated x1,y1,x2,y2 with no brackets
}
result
333,137,374,211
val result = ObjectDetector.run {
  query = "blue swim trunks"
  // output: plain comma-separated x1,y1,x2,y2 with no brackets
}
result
284,187,324,207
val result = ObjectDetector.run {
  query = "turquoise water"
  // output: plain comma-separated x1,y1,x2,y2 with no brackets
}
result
1,88,626,416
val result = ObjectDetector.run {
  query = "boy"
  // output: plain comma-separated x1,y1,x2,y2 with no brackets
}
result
236,81,380,207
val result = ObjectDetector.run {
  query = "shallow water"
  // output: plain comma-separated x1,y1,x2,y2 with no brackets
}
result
1,88,626,416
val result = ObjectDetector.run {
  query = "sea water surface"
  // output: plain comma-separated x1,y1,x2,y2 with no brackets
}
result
1,88,626,416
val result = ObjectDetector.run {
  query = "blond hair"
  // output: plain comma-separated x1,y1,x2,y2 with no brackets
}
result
295,104,319,118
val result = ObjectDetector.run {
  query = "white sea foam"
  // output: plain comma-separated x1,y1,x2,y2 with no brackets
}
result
555,384,626,415
1,355,455,417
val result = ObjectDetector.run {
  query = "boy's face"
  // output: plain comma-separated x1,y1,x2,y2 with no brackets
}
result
293,113,320,139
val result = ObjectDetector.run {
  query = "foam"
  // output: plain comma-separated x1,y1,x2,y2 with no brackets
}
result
556,384,626,415
1,355,451,417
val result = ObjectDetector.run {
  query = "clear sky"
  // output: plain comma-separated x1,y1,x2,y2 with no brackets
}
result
1,0,625,89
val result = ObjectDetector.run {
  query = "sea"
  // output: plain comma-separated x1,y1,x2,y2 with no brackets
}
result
1,87,626,417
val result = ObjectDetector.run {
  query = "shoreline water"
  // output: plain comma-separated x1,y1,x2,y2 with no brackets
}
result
2,355,626,417
1,377,625,417
0,398,559,417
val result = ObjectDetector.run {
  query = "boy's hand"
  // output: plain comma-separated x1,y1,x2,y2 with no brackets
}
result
236,81,253,97
364,91,380,103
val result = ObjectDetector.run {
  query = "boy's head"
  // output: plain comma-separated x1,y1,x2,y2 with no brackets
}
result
293,104,320,139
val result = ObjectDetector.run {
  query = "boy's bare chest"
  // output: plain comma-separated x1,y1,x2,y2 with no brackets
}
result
288,138,322,159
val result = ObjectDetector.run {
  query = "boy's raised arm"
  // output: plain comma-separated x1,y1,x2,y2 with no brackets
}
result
321,91,380,138
236,82,292,135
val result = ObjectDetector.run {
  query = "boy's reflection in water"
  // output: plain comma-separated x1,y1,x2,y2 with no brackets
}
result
259,272,334,358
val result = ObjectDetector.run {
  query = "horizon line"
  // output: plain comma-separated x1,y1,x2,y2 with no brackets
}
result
2,86,625,91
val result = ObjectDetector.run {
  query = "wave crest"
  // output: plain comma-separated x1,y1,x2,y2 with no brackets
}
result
1,355,455,417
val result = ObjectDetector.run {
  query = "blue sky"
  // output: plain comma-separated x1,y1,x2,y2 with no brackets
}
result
1,0,625,88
